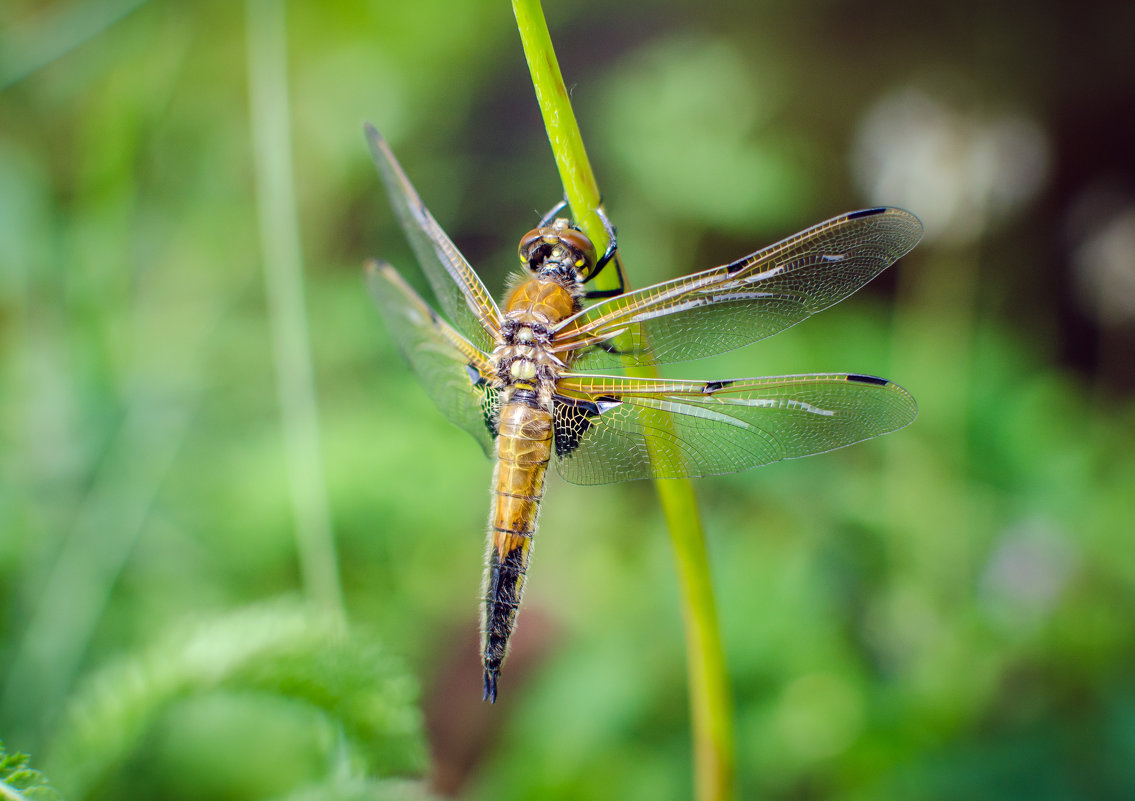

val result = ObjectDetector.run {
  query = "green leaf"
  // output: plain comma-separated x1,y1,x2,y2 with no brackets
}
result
0,741,64,801
44,600,424,800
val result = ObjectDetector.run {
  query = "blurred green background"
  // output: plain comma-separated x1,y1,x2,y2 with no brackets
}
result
3,0,1135,799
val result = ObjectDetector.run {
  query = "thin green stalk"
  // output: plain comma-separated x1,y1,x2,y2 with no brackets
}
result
511,2,735,798
245,0,345,623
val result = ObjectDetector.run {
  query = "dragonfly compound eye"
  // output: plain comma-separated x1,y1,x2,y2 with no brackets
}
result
555,228,598,278
517,228,545,270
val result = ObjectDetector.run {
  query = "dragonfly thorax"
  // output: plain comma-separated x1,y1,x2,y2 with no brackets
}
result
495,315,568,396
494,333,564,391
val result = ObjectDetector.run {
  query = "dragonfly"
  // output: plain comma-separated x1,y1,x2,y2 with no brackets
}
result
363,123,922,702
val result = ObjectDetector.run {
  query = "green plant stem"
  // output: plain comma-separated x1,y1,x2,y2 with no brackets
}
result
511,2,735,798
245,0,345,622
654,479,734,801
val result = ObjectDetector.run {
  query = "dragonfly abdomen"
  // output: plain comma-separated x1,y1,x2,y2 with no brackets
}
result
482,398,553,702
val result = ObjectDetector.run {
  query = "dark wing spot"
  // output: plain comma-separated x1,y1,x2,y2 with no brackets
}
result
480,386,500,439
846,373,888,386
595,395,622,412
847,207,886,220
724,255,749,274
701,380,735,395
553,394,603,457
466,366,499,438
466,364,488,387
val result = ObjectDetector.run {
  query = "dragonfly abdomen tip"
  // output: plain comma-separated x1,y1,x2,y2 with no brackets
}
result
483,668,500,703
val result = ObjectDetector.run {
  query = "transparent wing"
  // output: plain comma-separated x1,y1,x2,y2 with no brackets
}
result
552,372,916,485
365,124,502,353
554,208,922,370
367,261,500,456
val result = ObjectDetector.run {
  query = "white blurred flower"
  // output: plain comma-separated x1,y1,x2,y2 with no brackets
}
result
853,89,1049,245
980,518,1076,620
1071,202,1135,327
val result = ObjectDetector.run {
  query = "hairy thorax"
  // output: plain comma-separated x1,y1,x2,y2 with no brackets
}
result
492,275,580,405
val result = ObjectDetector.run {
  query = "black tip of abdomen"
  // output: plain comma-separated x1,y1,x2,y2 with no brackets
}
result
483,668,500,703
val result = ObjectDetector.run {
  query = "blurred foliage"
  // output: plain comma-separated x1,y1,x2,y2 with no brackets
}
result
2,0,1134,800
1,740,63,801
269,777,438,801
43,601,423,800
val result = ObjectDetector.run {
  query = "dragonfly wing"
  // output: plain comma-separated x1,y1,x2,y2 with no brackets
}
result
367,261,500,456
552,372,916,485
556,208,922,371
365,124,502,353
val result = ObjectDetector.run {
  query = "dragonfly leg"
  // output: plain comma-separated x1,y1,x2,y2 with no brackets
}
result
584,205,623,298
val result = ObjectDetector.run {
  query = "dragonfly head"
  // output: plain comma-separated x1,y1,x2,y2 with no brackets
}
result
518,218,598,283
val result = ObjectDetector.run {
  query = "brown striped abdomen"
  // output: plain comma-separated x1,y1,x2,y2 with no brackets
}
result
482,400,552,702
